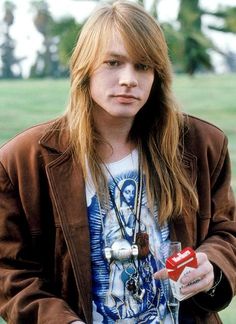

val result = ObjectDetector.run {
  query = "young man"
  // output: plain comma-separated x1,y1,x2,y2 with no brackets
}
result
0,1,235,323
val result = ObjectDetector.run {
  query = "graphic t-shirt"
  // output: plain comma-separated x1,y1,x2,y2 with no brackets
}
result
86,149,175,323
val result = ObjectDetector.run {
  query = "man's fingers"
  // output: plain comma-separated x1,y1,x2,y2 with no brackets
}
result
153,268,168,280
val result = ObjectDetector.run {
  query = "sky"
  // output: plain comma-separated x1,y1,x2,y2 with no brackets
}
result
1,0,236,76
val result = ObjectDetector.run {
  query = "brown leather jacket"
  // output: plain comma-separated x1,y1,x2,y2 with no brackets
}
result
0,115,235,324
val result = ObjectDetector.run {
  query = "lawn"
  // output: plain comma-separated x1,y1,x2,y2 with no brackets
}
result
0,74,235,323
173,74,236,192
0,75,235,191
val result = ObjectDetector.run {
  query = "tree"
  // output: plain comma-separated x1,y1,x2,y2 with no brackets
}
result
137,0,144,5
149,0,158,20
207,6,236,34
162,22,185,73
0,1,23,78
30,0,60,78
177,0,213,75
50,17,83,75
203,5,236,72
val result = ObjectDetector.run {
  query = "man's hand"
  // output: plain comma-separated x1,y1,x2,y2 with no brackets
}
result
154,252,215,298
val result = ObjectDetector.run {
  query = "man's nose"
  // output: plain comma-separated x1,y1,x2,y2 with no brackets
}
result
119,65,138,88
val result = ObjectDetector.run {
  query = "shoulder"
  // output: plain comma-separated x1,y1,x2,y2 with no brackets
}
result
0,118,69,186
183,115,227,153
0,120,53,153
182,115,228,181
0,118,66,167
185,115,225,140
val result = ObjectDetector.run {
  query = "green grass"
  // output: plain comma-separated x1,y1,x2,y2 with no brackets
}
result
0,79,69,144
173,74,236,192
0,74,236,323
220,297,236,324
0,75,235,192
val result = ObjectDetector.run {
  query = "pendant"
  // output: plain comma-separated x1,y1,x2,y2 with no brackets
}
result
121,264,136,284
111,238,132,261
104,239,139,263
125,272,145,302
136,232,149,258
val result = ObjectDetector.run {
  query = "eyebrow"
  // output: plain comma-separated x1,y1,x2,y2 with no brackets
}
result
104,52,127,59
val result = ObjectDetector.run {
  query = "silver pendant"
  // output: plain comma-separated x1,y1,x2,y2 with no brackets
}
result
112,239,132,261
104,239,139,262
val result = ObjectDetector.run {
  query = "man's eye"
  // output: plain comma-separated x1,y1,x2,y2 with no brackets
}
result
135,63,150,71
105,60,120,67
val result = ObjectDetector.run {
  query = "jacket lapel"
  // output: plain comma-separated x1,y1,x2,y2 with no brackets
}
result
46,150,92,323
39,119,92,322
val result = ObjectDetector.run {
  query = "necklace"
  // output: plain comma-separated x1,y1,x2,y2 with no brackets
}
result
102,150,149,262
98,149,149,302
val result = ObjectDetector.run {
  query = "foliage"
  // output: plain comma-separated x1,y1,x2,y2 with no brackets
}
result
0,1,23,78
177,0,213,75
202,5,236,72
207,6,236,34
29,1,82,78
31,0,53,35
1,0,236,77
30,0,60,78
149,0,158,20
162,23,185,73
50,17,83,72
137,0,144,5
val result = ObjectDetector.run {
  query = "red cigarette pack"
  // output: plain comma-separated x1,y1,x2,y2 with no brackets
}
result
166,247,198,300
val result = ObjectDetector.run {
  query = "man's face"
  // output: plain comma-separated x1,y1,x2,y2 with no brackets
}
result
90,31,154,122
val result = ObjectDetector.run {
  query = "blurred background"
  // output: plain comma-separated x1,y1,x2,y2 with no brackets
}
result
1,0,236,78
0,0,236,323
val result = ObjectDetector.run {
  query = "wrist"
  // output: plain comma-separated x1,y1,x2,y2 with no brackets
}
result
205,265,223,297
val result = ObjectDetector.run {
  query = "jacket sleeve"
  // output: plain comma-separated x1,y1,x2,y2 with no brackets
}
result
193,137,236,311
0,161,81,324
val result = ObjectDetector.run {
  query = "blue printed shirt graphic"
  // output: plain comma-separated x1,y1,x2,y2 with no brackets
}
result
85,150,173,323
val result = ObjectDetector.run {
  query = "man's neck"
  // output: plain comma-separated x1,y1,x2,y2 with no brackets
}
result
93,115,135,163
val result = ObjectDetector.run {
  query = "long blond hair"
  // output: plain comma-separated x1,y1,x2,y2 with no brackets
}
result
65,0,198,224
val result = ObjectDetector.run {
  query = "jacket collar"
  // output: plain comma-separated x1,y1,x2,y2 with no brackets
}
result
38,117,70,154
